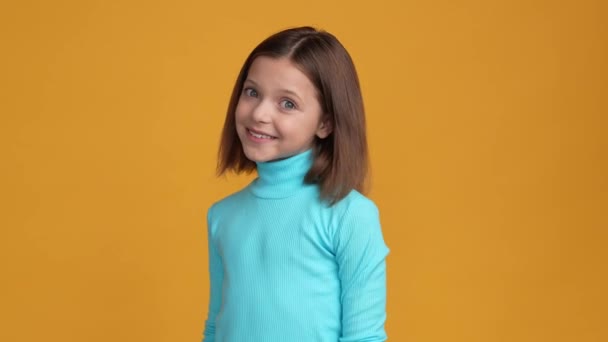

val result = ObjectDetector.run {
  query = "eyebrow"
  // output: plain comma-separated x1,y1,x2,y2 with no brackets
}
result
244,79,303,102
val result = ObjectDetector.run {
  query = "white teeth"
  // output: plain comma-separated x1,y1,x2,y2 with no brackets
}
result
249,130,274,139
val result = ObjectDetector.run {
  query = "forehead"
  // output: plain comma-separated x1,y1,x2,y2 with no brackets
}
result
246,56,317,95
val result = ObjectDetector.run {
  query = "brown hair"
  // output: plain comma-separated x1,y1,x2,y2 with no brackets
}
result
217,26,369,205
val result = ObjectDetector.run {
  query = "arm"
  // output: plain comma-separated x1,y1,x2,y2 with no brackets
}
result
334,198,389,342
203,207,223,342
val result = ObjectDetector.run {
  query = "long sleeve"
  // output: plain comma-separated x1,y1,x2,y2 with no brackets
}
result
201,149,389,341
203,206,223,342
334,197,389,342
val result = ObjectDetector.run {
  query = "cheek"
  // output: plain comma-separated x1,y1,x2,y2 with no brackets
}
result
277,118,312,140
234,102,247,123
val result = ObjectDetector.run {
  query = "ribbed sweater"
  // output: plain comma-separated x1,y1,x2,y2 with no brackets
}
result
203,149,389,342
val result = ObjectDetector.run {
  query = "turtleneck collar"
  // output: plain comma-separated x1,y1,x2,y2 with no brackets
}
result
249,149,315,199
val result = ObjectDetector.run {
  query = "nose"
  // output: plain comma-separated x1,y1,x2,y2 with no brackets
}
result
251,99,272,124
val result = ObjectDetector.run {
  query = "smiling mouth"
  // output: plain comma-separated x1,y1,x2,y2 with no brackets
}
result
247,129,277,140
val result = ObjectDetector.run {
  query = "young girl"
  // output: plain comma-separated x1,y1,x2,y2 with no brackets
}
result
203,26,389,342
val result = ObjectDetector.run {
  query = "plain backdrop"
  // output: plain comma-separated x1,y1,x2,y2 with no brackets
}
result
1,0,606,341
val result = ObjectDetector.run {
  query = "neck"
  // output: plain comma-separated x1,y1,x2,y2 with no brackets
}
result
249,149,315,199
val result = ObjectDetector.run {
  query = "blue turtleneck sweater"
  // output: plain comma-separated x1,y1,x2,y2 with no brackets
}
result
203,149,389,342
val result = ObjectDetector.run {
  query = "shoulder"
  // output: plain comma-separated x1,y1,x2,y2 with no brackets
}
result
332,190,380,220
325,190,382,237
207,187,250,223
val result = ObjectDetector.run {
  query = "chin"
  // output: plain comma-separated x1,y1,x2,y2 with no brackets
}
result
242,147,276,163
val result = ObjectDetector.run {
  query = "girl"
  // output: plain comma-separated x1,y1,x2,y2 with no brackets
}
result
203,26,389,342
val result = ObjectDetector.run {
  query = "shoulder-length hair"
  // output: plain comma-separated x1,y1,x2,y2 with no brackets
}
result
217,26,369,205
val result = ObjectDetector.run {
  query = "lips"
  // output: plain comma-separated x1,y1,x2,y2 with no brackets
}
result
247,128,277,139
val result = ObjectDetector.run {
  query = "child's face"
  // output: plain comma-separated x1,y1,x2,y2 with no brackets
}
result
235,56,331,163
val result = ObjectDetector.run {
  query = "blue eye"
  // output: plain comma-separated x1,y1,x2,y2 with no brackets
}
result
280,100,296,110
244,88,258,97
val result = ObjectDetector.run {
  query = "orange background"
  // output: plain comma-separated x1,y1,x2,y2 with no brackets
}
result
1,0,606,341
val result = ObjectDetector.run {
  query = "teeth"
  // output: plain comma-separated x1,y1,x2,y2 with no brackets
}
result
249,130,274,139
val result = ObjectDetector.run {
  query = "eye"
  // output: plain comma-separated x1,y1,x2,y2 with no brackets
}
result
243,87,258,97
280,99,296,110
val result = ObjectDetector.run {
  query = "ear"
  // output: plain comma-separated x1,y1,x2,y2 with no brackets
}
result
316,116,333,139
